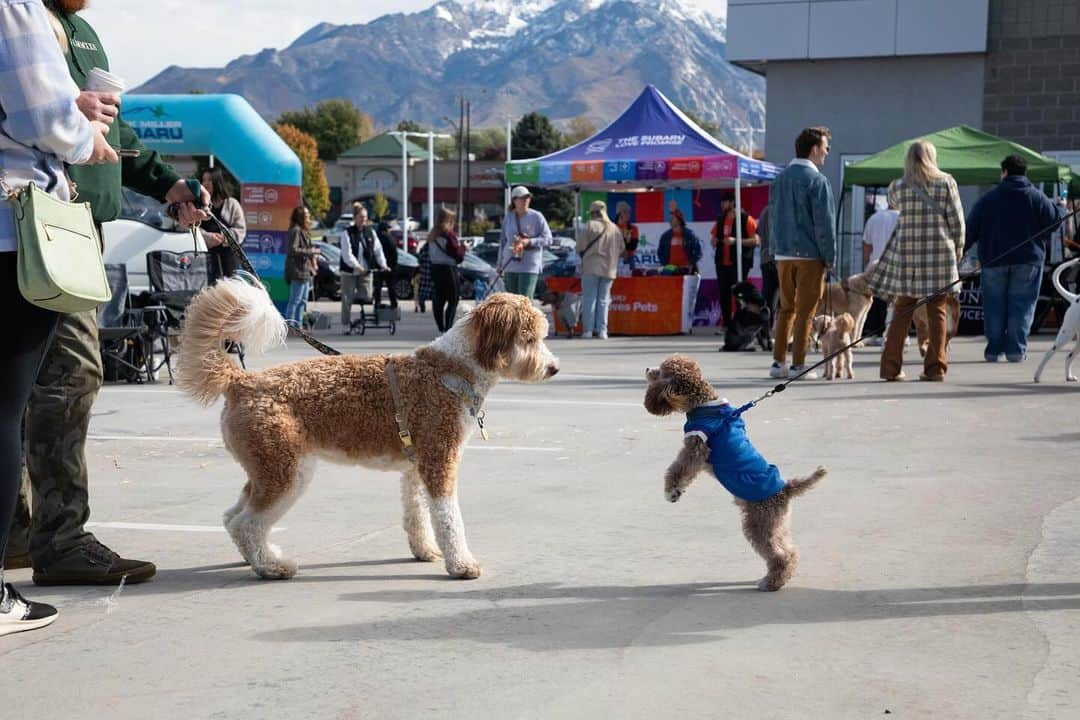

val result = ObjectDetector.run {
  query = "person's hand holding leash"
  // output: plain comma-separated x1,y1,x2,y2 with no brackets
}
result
165,178,211,227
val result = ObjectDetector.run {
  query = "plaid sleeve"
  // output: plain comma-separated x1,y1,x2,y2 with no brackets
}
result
0,0,93,164
944,177,965,258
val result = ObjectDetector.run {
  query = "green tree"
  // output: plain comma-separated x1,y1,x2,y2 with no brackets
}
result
562,115,597,147
274,123,330,218
396,120,425,133
511,112,562,159
511,112,573,225
277,99,374,161
371,191,390,220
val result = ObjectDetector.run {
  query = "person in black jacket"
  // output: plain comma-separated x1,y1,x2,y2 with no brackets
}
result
965,154,1067,362
373,220,399,309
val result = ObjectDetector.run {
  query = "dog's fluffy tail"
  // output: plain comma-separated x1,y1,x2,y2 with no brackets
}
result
781,466,827,499
1052,258,1080,304
175,278,287,405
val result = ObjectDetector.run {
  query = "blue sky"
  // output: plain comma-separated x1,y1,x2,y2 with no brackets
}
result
83,0,724,88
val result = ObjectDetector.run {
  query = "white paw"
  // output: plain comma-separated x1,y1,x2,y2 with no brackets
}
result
410,541,443,562
446,557,482,579
253,557,298,580
1068,374,1078,382
665,487,683,503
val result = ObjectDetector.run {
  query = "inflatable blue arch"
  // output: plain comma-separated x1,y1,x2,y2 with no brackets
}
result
121,94,302,300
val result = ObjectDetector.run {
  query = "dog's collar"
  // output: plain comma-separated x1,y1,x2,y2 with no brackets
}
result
440,374,489,440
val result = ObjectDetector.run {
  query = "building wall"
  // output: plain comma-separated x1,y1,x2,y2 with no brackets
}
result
762,54,986,192
727,0,988,62
983,0,1080,151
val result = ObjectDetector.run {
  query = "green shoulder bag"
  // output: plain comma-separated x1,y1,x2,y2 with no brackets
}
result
10,182,110,312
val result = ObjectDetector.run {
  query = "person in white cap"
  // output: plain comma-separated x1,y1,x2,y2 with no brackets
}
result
498,186,553,298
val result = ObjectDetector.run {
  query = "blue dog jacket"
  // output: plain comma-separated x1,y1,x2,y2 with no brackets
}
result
683,401,785,502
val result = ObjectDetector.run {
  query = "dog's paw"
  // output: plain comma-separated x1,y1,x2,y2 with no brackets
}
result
409,541,443,562
446,558,482,580
1067,374,1078,382
253,557,298,580
665,487,683,503
756,576,785,592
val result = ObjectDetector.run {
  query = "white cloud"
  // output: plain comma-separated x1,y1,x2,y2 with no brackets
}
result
82,0,724,88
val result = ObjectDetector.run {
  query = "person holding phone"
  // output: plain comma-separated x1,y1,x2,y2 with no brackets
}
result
498,186,553,298
4,0,210,587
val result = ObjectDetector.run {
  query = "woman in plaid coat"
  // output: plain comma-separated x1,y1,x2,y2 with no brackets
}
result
865,140,965,381
416,241,435,312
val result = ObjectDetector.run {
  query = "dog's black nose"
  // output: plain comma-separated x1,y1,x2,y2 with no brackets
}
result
546,363,559,378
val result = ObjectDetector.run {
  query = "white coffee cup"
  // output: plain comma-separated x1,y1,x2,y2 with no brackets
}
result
86,67,125,94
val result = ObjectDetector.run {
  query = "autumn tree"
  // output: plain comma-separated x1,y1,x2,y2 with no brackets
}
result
562,115,597,146
277,99,374,161
371,191,390,220
274,123,330,218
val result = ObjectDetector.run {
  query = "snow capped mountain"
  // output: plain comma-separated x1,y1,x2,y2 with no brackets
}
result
134,0,760,146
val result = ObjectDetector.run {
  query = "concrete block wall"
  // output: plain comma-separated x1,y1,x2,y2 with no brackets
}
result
983,0,1080,151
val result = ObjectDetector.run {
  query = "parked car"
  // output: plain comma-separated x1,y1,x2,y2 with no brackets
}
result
102,188,207,293
465,241,559,298
390,228,421,254
331,214,353,234
457,251,497,299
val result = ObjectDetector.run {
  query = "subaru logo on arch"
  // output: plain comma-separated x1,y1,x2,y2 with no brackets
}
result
586,139,612,154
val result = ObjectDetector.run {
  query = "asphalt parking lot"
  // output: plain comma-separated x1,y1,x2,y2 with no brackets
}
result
4,303,1079,719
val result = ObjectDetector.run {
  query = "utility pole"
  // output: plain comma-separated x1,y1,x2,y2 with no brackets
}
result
457,96,465,237
505,116,512,210
465,99,472,233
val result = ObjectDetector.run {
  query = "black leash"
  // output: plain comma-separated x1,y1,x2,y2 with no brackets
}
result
742,203,1080,413
170,190,342,356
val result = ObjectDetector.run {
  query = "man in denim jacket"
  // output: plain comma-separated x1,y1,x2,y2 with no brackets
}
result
766,127,836,380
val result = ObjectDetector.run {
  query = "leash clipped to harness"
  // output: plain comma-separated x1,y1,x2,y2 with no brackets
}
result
440,374,489,440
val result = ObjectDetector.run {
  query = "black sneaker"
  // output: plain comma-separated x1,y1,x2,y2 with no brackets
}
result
0,582,58,636
32,541,156,586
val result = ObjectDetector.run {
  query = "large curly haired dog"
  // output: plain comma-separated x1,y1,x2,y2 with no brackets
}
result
176,281,559,580
644,356,825,591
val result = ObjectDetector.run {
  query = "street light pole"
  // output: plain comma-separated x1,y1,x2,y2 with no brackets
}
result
390,130,450,234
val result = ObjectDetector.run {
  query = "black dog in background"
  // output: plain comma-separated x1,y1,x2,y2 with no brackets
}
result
721,281,772,352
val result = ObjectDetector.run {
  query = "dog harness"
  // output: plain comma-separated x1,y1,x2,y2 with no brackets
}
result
683,401,785,502
386,358,489,463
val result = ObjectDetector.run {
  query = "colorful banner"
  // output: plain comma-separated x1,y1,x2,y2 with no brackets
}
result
546,275,699,335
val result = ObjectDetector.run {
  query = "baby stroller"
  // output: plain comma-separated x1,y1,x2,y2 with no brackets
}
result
721,281,772,352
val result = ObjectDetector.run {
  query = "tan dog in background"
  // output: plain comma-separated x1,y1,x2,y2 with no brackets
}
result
813,313,855,379
176,282,559,580
644,355,826,591
815,276,873,345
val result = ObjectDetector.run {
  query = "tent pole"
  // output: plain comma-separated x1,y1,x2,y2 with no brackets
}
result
735,175,743,282
834,185,846,276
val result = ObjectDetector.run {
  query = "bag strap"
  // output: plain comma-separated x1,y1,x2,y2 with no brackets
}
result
907,180,947,220
580,227,604,258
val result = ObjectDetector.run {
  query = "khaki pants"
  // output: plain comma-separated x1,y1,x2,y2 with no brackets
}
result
340,272,372,326
772,259,826,367
881,295,949,380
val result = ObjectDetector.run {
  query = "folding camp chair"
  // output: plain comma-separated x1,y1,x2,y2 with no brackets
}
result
145,250,246,369
99,264,169,383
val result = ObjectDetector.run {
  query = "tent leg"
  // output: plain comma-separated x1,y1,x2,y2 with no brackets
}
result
735,176,743,282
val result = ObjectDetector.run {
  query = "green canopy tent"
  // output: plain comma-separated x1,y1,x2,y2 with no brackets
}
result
843,125,1072,187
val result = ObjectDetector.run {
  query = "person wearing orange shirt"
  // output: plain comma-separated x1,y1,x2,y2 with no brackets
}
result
658,208,702,272
711,191,760,328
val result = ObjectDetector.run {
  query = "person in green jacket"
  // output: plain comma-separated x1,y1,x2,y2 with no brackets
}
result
3,0,209,586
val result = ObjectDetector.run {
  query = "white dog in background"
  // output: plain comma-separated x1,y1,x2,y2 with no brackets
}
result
1034,258,1080,383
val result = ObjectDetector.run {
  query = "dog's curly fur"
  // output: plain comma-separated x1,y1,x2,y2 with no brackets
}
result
644,355,825,591
176,280,559,580
816,277,873,346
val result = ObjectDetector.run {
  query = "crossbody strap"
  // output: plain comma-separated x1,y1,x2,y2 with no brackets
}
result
908,180,947,220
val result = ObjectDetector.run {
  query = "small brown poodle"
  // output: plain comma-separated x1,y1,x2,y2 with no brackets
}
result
644,355,826,591
814,312,855,380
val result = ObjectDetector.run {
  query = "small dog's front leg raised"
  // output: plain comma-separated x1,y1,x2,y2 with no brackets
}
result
665,435,710,502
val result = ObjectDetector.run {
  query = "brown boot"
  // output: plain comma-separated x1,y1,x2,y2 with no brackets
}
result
32,541,156,586
3,552,31,570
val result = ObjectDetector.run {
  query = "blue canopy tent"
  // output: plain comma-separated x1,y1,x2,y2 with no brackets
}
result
506,85,779,278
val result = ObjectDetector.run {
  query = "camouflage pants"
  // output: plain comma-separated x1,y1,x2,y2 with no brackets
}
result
9,309,103,565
